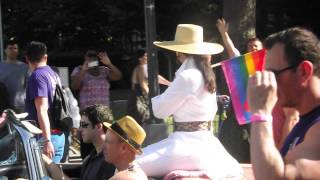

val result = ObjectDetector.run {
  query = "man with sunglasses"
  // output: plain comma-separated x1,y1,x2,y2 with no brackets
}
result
247,27,320,179
43,104,115,180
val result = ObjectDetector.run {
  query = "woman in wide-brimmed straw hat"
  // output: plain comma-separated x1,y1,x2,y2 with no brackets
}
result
136,24,242,179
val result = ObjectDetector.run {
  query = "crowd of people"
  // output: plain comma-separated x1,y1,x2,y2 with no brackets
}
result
0,18,320,180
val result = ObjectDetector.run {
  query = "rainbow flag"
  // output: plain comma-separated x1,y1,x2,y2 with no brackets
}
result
221,49,266,125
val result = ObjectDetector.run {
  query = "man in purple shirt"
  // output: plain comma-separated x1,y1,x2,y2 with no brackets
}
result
25,41,65,163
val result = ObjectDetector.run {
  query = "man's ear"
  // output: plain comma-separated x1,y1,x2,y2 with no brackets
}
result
43,54,48,62
120,143,127,152
121,143,134,155
96,123,103,130
298,60,313,86
121,143,136,154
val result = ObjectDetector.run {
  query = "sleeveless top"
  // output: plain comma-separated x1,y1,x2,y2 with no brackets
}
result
280,105,320,157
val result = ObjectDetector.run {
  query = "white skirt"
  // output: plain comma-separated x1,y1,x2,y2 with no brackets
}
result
136,130,243,179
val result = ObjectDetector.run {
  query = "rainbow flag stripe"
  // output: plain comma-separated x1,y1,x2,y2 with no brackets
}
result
221,49,266,125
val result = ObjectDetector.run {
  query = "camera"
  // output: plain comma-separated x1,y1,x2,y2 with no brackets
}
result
86,51,99,68
88,60,99,68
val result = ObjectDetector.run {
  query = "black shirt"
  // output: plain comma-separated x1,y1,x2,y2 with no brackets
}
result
280,105,320,157
81,150,115,180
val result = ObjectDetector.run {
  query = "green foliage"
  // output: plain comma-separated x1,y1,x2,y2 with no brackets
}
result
156,0,222,41
164,116,174,134
2,0,146,50
2,0,221,52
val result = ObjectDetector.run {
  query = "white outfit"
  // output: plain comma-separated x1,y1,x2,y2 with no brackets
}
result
136,57,242,179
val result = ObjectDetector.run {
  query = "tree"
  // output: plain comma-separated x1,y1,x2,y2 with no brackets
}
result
2,0,222,90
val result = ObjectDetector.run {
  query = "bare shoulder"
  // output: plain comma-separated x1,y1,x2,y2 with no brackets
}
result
136,65,145,74
286,121,320,159
302,121,320,154
305,120,320,137
300,121,320,153
109,171,138,180
284,121,320,178
109,172,126,180
109,167,147,180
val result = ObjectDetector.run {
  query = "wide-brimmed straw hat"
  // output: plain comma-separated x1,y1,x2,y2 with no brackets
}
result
103,116,146,154
154,24,224,55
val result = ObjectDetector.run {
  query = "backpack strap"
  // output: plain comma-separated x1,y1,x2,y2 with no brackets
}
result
52,70,62,88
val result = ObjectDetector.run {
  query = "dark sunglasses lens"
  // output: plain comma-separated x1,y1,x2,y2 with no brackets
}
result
80,122,90,128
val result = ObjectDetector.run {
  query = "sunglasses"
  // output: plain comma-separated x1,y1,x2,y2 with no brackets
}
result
80,122,91,129
270,64,299,76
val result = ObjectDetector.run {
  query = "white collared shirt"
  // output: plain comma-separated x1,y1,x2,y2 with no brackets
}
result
151,57,217,122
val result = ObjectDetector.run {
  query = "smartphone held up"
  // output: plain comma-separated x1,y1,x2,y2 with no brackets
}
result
87,51,99,68
88,60,99,68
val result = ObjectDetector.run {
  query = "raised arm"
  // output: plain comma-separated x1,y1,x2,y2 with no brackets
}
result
158,75,171,86
216,18,240,58
71,60,88,91
98,52,122,81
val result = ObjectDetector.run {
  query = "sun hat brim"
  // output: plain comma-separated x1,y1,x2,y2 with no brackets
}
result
154,41,224,55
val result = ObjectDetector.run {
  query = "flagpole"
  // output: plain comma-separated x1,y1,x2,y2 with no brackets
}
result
211,62,222,68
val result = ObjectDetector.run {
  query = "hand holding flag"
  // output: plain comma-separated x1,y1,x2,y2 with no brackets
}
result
247,71,278,121
221,49,266,125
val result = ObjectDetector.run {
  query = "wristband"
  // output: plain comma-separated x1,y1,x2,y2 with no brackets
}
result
250,114,273,123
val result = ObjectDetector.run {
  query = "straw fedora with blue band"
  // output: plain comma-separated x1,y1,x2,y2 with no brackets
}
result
103,116,146,155
154,24,224,55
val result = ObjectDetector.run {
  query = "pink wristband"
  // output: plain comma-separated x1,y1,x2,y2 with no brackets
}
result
250,114,273,123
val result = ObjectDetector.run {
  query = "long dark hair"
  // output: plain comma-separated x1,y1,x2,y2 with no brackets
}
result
193,55,216,93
